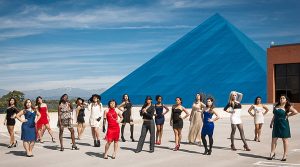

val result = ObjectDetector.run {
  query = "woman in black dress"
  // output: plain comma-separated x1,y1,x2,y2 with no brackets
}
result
170,97,190,151
135,96,156,153
117,94,135,142
4,97,19,148
76,98,87,140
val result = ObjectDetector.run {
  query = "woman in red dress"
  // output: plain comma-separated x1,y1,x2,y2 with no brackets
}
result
36,96,55,143
103,99,123,159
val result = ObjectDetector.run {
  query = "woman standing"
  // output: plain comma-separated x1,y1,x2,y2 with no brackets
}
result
75,98,86,140
88,94,103,147
224,91,250,151
188,93,205,144
3,97,19,148
248,96,269,142
16,99,41,157
58,94,79,151
36,96,55,143
103,99,123,159
135,96,156,153
268,95,298,161
170,97,190,151
201,98,219,155
118,94,135,142
154,95,169,145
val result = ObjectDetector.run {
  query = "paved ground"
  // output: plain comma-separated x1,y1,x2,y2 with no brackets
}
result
1,114,300,167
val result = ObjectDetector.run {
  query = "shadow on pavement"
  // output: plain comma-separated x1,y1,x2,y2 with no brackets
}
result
6,151,25,157
43,145,58,150
238,153,268,160
86,151,104,158
120,146,136,153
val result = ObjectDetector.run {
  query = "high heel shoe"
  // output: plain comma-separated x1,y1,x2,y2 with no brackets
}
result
173,145,179,151
281,155,287,161
130,137,135,142
60,147,64,151
203,149,208,155
267,153,275,160
7,144,14,148
71,145,79,150
121,136,126,142
207,149,212,155
13,141,18,147
243,145,251,151
231,144,237,151
52,138,56,143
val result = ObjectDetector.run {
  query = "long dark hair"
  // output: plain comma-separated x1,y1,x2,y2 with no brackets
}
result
275,95,291,114
76,97,84,107
89,94,101,105
36,96,42,110
142,96,152,109
122,94,131,103
8,97,17,107
206,97,215,111
195,93,204,103
108,99,117,109
254,96,262,105
59,94,68,105
175,97,182,105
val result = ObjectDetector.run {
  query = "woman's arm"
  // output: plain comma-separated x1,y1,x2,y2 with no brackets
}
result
58,105,62,126
247,105,255,117
236,92,243,102
162,105,169,115
118,110,124,123
182,107,190,119
102,110,108,132
287,106,298,117
263,105,269,115
270,115,274,128
35,110,41,123
16,110,27,123
224,103,232,113
189,106,195,121
210,110,220,122
117,102,125,111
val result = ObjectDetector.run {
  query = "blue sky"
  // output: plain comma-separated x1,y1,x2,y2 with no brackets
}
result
0,0,299,91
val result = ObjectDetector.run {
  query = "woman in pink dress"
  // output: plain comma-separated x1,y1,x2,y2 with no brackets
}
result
36,96,55,143
103,99,123,159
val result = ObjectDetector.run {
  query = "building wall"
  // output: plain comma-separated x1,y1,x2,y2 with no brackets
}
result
267,44,300,111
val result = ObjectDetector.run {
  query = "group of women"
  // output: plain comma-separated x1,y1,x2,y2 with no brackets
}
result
3,92,298,161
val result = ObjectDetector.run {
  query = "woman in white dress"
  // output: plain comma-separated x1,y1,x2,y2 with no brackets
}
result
188,93,205,144
88,94,104,147
224,91,250,151
248,96,269,142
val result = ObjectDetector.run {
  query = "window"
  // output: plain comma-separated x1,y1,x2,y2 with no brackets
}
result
275,63,300,103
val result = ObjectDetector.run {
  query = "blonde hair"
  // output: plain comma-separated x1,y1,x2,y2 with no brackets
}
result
228,91,237,104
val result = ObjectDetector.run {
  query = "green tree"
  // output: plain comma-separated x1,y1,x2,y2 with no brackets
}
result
0,90,25,113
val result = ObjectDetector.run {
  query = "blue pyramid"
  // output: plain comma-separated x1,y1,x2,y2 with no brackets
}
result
101,13,266,106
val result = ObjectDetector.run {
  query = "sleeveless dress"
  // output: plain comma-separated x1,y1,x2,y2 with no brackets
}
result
59,103,72,128
77,107,85,123
105,108,120,142
21,110,37,141
122,102,132,123
201,110,214,136
155,105,165,125
272,108,291,138
6,107,18,126
37,106,49,129
224,102,242,124
188,102,203,142
253,106,264,124
89,103,103,127
172,108,183,129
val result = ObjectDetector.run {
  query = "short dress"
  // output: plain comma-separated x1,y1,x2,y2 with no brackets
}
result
6,107,18,126
77,106,85,124
272,108,291,138
155,105,165,125
89,103,103,127
105,108,120,142
121,102,132,123
36,106,49,129
21,110,36,141
253,106,265,124
59,103,73,128
172,108,183,129
224,102,242,125
201,110,214,136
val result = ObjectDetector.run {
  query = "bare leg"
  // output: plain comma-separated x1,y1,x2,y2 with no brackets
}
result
95,127,100,140
173,129,179,146
91,127,96,140
23,141,30,156
77,124,81,139
113,142,119,158
156,125,160,143
160,125,164,143
104,141,112,158
7,126,15,145
282,138,288,159
29,141,35,156
258,124,263,141
59,127,64,149
270,138,278,155
69,128,76,145
178,128,182,144
254,124,259,141
45,124,55,139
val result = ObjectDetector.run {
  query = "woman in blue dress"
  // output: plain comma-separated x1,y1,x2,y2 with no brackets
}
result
154,95,169,145
16,99,41,157
201,97,219,155
268,95,298,161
